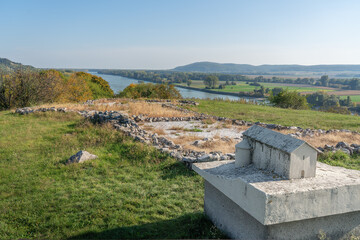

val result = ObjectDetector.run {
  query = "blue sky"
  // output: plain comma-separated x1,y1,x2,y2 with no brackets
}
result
1,0,360,69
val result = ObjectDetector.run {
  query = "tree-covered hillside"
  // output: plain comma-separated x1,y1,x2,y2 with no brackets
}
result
173,61,360,74
0,58,35,73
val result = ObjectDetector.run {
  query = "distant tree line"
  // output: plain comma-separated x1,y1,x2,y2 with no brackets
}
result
306,91,352,108
98,70,360,90
268,89,354,114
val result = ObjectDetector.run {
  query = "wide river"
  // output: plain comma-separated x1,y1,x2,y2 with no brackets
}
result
91,72,256,101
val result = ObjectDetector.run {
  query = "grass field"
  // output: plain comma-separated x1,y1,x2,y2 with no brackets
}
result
0,111,225,239
340,95,360,103
189,99,360,131
2,102,360,239
178,80,335,93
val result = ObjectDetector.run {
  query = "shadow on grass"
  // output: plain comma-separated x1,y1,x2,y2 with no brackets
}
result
160,161,198,180
68,213,227,239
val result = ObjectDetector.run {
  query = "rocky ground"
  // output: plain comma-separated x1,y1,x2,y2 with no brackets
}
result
15,99,360,166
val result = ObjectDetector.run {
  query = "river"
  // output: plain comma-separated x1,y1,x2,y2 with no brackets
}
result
90,72,259,101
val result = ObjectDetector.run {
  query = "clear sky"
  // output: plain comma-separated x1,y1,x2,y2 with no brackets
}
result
1,0,360,69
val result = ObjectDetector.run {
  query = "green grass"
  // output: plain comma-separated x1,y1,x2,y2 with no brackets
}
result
179,80,334,93
340,95,360,103
319,151,360,170
189,99,360,131
0,111,226,239
184,128,203,132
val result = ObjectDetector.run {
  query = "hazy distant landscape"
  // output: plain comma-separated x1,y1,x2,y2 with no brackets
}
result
173,61,360,77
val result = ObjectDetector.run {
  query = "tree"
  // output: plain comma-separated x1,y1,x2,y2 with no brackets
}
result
349,78,360,90
269,89,309,109
118,83,181,99
218,84,225,89
186,79,192,87
319,75,329,87
203,75,219,89
253,86,265,97
271,87,283,96
346,96,353,106
63,74,93,102
323,95,340,107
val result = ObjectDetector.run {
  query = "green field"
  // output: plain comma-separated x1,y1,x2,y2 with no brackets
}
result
178,80,334,93
189,99,360,131
340,95,360,103
0,111,225,239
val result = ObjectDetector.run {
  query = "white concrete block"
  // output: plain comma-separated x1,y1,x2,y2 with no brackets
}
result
193,160,360,225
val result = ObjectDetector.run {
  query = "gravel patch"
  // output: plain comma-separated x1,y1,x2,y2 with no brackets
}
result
143,121,244,139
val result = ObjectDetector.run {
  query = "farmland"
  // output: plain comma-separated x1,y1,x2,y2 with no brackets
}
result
177,80,336,93
177,80,360,103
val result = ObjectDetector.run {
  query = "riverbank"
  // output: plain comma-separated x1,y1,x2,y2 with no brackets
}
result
174,84,265,101
93,72,265,101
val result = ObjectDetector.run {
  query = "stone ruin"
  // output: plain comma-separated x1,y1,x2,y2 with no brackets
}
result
193,125,360,239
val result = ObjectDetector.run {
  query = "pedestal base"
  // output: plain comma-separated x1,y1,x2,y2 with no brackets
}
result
205,181,360,240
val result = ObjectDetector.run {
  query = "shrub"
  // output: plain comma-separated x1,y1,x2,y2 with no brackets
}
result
269,89,309,109
73,72,114,98
0,70,114,110
118,83,182,99
62,74,93,102
0,70,65,109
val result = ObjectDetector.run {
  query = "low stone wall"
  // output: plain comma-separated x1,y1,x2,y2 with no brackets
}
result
15,106,235,166
15,101,360,157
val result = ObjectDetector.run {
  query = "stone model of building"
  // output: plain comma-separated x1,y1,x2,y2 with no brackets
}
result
236,125,318,179
193,125,360,240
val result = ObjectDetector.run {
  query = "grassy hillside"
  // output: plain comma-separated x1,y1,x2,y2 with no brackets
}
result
0,111,225,239
1,100,360,239
189,99,360,131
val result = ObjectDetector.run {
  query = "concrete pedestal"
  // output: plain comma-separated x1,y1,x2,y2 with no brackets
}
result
205,181,360,240
193,161,360,240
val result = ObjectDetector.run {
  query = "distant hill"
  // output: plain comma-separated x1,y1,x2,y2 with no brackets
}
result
0,58,35,73
173,61,360,74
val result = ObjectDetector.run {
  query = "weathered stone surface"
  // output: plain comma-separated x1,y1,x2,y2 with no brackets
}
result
239,125,318,179
67,150,98,164
204,180,360,240
193,160,360,225
182,156,197,163
198,154,211,162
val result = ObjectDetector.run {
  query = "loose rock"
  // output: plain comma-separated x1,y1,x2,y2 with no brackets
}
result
67,150,98,164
